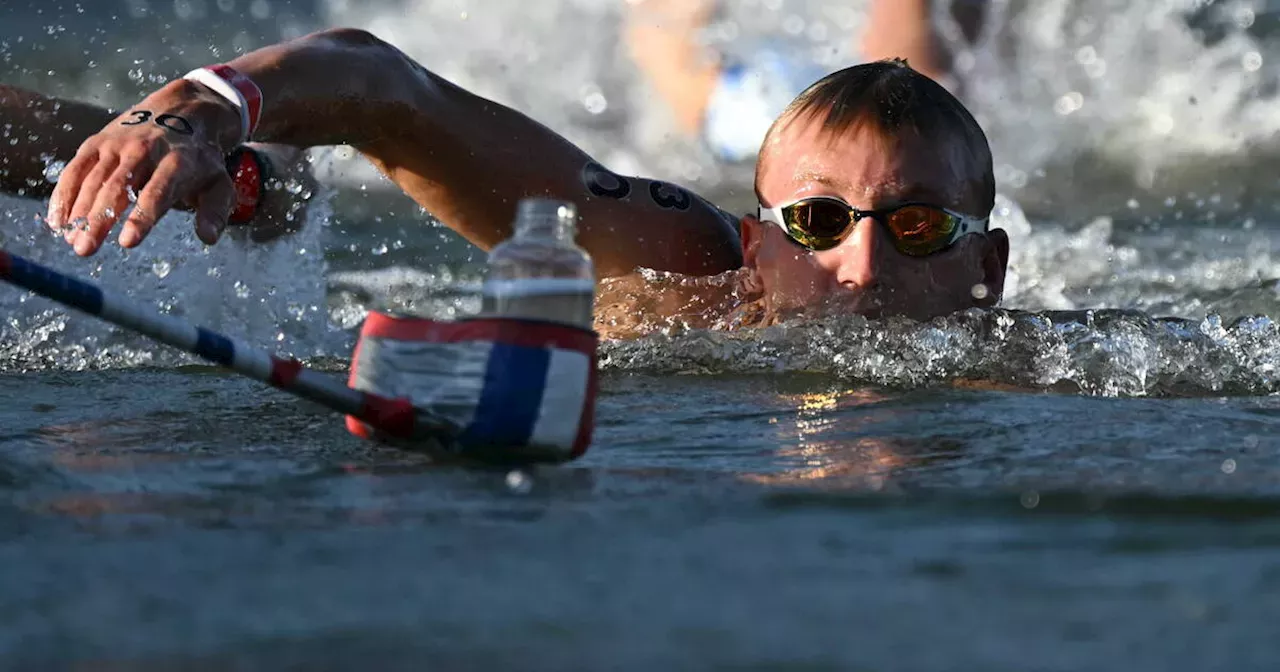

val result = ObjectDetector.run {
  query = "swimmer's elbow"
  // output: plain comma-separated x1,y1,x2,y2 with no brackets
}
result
301,27,444,119
310,27,392,51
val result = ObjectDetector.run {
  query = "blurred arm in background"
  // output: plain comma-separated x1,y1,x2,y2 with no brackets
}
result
624,0,988,161
0,84,312,243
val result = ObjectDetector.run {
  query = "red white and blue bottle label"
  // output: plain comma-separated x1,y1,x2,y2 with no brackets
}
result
346,312,599,461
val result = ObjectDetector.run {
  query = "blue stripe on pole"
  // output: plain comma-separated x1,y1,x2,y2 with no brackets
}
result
194,327,236,366
5,253,104,315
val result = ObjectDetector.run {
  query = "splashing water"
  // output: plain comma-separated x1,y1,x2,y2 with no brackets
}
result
0,186,344,371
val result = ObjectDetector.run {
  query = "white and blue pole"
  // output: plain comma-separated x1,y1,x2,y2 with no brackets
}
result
0,248,451,440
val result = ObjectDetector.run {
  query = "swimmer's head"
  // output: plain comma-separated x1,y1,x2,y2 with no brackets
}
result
741,59,1007,322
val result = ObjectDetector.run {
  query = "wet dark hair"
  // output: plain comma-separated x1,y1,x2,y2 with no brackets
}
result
763,58,995,214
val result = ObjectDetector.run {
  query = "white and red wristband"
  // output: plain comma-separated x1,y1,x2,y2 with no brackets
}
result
183,64,267,223
182,64,263,146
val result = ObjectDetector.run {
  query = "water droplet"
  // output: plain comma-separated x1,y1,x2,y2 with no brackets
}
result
43,159,65,183
1053,92,1084,116
1020,490,1040,509
505,469,533,494
151,260,171,278
249,0,271,20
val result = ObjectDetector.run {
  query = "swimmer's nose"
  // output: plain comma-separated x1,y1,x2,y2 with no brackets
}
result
835,215,889,292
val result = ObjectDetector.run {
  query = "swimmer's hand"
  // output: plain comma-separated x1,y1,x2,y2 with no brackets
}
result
46,79,244,256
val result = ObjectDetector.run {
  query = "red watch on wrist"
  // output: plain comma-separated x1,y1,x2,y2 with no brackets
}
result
225,146,270,225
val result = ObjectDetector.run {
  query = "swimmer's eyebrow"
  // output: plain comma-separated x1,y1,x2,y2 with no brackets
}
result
791,173,951,207
794,171,854,192
880,183,951,208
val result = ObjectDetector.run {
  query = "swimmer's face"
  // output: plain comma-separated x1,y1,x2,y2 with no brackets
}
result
744,116,1009,321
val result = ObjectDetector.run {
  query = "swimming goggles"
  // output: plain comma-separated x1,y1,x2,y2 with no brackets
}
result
757,196,988,256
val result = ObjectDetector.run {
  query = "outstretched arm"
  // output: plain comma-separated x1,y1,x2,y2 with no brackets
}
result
49,28,743,277
623,0,721,138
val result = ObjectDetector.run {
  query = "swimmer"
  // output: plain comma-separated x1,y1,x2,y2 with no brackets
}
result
0,84,312,243
625,0,990,162
43,22,1009,329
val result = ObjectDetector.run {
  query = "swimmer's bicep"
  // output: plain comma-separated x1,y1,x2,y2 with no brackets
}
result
577,161,742,277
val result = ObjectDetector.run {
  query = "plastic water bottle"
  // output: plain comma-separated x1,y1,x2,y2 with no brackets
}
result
481,198,595,329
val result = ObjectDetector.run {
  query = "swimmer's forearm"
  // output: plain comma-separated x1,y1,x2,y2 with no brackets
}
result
178,28,742,276
0,86,115,199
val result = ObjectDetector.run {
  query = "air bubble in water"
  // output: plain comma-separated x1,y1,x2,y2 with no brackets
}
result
234,280,250,299
970,283,990,300
372,243,388,255
1221,459,1237,474
151,260,171,278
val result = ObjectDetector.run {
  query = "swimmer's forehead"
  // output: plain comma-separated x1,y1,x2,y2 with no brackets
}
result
755,118,970,207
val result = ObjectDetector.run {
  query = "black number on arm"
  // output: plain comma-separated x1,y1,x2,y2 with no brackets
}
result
120,110,153,126
155,113,194,136
649,181,692,211
582,161,631,200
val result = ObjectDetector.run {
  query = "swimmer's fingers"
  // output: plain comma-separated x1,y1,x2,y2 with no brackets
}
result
116,148,213,249
46,141,101,234
73,153,156,256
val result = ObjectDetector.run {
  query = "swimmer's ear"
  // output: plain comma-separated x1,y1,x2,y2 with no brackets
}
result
978,228,1010,306
740,214,765,269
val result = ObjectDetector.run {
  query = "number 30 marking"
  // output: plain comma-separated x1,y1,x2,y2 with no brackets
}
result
120,110,195,136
